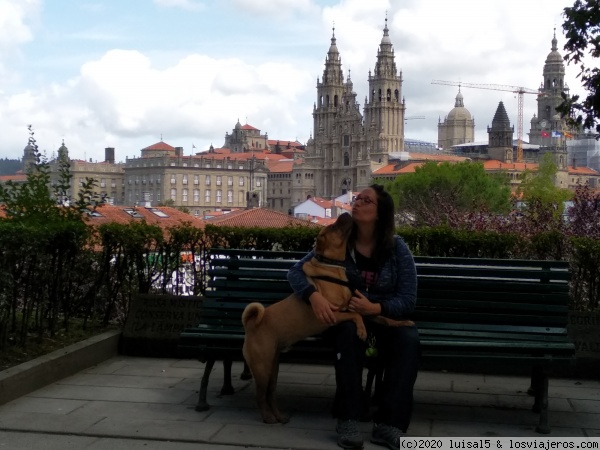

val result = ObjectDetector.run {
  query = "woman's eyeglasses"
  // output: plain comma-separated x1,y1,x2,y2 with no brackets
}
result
353,195,377,206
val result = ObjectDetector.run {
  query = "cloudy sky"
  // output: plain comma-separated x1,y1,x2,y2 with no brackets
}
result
0,0,586,163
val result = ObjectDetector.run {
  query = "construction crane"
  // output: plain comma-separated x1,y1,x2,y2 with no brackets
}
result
431,80,540,163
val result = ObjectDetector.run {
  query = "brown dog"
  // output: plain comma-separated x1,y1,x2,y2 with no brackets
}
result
241,213,413,424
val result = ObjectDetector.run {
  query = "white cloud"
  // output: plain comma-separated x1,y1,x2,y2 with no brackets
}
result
0,0,38,50
232,0,318,18
153,0,205,12
0,0,590,162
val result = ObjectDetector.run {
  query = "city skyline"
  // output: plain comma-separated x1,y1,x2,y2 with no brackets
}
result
0,0,587,162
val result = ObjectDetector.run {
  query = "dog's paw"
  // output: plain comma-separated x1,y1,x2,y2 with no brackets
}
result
262,415,279,424
277,413,290,424
357,328,368,341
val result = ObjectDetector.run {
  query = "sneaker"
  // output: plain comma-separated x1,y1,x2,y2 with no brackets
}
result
336,419,364,449
371,423,403,449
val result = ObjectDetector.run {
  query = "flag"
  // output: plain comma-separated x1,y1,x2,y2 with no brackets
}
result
564,132,574,139
541,131,549,138
552,131,562,138
192,144,196,148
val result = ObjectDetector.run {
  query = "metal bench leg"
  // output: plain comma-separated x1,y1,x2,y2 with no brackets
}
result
531,366,551,434
196,358,215,412
221,357,235,395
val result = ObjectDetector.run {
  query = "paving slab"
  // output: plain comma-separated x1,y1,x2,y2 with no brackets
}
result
1,353,599,450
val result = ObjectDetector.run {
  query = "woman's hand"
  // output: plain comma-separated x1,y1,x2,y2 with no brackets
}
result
348,290,381,316
309,291,339,325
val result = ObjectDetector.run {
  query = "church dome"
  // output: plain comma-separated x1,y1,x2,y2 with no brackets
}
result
545,32,563,64
447,90,472,121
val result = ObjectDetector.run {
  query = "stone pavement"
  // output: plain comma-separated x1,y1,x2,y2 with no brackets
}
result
0,355,599,450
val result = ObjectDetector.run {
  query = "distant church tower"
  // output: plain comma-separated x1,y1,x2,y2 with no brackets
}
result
487,101,514,163
292,19,405,205
22,141,37,172
528,30,570,146
363,18,406,167
438,88,475,150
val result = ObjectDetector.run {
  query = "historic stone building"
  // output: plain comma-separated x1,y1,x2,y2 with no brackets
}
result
291,19,406,205
438,89,475,150
124,141,269,215
528,30,570,146
487,101,514,163
43,142,126,205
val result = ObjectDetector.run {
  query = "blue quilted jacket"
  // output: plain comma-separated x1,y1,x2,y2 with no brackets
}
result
287,236,417,320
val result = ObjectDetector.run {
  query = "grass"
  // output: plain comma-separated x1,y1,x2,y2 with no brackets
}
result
0,320,120,372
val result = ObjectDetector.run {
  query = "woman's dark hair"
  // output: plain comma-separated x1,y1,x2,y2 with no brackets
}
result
370,184,396,266
350,184,395,267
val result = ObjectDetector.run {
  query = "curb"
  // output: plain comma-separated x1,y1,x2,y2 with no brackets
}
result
0,329,122,405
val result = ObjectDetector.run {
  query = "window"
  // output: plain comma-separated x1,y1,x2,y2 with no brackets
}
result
193,189,200,203
216,189,222,203
228,176,233,186
205,175,211,185
194,175,199,185
182,174,188,185
100,178,106,188
239,176,244,186
216,176,222,186
205,189,211,202
157,191,161,202
256,178,261,187
227,190,233,203
111,179,116,188
170,175,176,185
182,188,188,202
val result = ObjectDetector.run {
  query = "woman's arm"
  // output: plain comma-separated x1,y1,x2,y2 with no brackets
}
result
378,238,417,320
287,250,339,325
287,250,317,302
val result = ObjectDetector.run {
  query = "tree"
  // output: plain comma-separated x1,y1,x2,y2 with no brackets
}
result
383,161,512,226
516,153,572,231
559,0,600,136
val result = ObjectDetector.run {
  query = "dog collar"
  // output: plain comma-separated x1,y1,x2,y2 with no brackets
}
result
314,254,346,267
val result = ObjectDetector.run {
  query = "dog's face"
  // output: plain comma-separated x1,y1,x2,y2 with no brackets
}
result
314,213,353,261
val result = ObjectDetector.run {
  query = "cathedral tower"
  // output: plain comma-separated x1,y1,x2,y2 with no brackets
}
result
528,30,570,146
488,101,514,163
291,20,405,206
363,17,405,167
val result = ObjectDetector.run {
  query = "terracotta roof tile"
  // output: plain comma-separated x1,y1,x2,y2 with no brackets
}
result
372,162,424,175
267,160,294,173
569,166,599,175
143,141,177,152
85,205,202,230
203,207,321,228
241,124,259,131
0,174,27,182
267,140,304,148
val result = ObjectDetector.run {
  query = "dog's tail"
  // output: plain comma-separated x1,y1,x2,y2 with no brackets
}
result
242,302,265,329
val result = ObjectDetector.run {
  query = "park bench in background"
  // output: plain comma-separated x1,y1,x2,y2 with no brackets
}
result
179,248,575,434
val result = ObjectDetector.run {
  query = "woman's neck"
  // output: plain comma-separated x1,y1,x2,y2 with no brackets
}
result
354,225,375,257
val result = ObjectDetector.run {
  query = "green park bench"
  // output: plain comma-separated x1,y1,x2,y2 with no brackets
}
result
178,248,575,434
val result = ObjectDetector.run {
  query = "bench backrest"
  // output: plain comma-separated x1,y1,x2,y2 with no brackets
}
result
202,248,571,342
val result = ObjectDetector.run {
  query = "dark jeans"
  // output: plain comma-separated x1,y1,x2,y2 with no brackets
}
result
328,320,420,432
